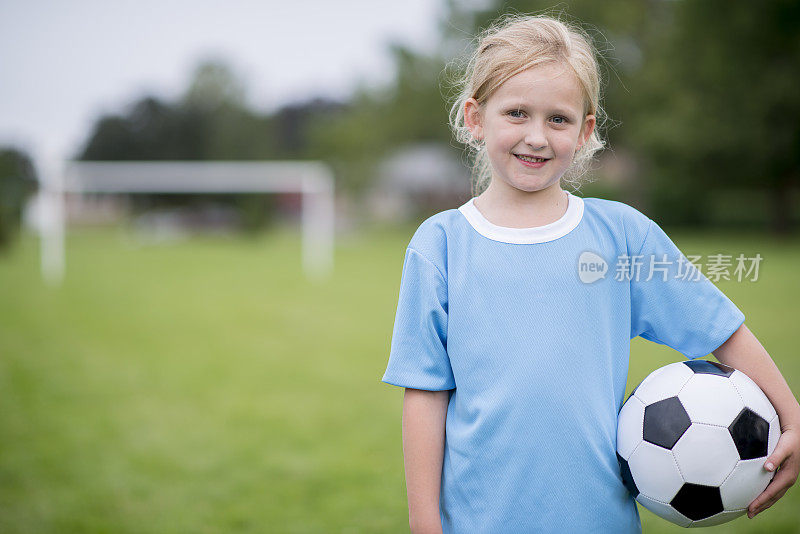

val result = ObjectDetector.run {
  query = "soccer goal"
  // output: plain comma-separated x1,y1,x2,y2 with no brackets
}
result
36,160,335,284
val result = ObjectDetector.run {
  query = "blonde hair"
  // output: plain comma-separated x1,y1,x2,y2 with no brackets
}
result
449,13,607,196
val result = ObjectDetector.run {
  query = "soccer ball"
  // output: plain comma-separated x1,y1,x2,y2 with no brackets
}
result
617,360,780,527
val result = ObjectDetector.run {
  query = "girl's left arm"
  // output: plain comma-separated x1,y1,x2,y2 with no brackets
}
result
712,323,800,519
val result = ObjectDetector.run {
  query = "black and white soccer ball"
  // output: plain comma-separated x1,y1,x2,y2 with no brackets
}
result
617,360,780,527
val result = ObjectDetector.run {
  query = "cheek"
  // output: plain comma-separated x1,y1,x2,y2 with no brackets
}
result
490,125,522,149
484,130,509,153
553,130,582,152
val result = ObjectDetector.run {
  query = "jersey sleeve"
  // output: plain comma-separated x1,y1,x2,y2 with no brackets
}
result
382,247,455,391
629,220,745,359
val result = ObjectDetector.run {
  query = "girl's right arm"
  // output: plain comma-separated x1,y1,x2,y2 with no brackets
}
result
403,388,449,534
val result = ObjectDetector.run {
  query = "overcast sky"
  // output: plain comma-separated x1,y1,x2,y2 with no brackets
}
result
0,0,444,163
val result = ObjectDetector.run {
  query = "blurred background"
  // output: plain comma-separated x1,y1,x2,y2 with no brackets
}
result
1,0,799,532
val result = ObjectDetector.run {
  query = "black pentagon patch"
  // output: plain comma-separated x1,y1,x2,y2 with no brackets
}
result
617,452,639,498
670,483,724,520
683,359,734,377
643,397,691,449
729,408,770,460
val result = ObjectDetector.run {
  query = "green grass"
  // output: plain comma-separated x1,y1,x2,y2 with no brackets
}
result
0,226,799,533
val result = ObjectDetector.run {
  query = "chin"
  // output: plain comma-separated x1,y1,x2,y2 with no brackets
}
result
508,177,559,193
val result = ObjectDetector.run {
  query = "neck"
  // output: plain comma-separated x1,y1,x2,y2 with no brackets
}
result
473,182,569,228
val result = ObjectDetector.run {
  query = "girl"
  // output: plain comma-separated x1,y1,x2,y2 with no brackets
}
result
382,14,800,533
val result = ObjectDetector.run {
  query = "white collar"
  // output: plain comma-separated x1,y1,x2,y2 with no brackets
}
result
458,192,584,244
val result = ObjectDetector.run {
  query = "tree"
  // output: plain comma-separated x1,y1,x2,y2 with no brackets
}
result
634,0,800,232
183,60,246,112
0,148,37,250
306,44,453,193
81,97,207,160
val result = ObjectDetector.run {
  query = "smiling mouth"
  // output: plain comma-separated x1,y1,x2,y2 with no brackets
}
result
515,154,549,163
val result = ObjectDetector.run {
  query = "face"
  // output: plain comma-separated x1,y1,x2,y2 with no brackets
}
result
464,62,596,197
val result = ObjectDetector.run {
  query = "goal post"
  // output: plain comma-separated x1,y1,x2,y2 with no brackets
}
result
37,160,335,284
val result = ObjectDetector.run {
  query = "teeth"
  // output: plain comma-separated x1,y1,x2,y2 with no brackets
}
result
517,155,546,163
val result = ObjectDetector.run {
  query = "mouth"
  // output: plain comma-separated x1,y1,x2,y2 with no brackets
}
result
514,154,550,165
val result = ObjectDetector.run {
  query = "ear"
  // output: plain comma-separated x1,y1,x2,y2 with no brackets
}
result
576,114,596,150
464,98,484,142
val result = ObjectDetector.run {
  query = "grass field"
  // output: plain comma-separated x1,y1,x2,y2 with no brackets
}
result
1,225,799,533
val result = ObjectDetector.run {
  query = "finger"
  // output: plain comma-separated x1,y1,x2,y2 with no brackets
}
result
748,468,792,511
763,434,794,472
748,470,794,517
748,486,788,518
747,487,789,518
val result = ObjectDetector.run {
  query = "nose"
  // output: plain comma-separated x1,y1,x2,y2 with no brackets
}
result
524,120,547,150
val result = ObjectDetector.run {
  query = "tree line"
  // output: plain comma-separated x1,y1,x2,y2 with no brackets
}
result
2,0,798,246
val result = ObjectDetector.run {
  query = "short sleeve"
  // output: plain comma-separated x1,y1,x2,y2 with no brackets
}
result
630,220,745,359
382,247,455,391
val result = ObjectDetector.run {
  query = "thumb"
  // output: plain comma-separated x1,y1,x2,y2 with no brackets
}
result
764,432,794,472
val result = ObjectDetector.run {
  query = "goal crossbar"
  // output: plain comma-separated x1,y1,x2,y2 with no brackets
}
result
38,160,335,284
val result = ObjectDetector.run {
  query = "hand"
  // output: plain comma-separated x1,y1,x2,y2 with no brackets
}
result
748,426,800,518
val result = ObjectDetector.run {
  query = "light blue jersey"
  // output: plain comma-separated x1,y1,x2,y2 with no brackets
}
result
382,193,745,533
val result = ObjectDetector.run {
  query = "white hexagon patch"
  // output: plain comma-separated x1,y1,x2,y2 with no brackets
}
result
720,457,773,510
768,415,781,457
634,362,694,406
636,494,691,528
729,370,777,421
672,423,739,486
678,374,744,425
628,441,684,503
617,396,645,460
690,509,745,527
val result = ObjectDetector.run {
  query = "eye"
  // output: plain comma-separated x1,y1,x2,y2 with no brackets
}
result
506,109,525,119
551,115,569,125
